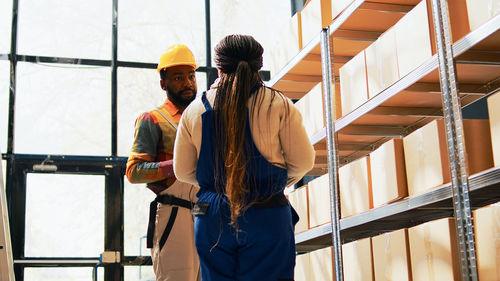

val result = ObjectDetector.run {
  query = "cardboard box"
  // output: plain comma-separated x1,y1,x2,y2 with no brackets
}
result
394,0,433,78
268,12,302,77
294,83,324,138
408,218,461,281
332,0,355,21
365,26,400,98
487,91,500,167
403,119,493,196
448,0,500,41
301,0,322,46
464,0,500,31
295,252,312,281
372,229,412,281
339,50,369,116
473,204,500,281
342,237,374,281
288,185,309,233
308,174,331,228
339,156,372,218
463,119,495,174
370,139,408,208
310,246,335,280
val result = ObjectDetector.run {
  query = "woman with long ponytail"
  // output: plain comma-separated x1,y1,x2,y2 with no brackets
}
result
174,34,315,280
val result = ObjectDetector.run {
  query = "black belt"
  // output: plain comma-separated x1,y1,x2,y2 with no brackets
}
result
253,193,289,208
254,193,299,226
192,193,289,216
146,194,194,250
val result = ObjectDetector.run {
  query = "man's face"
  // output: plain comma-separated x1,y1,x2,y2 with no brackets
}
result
161,65,197,108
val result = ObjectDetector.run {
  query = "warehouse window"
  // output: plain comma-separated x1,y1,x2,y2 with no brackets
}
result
210,0,291,73
118,0,206,64
124,265,155,281
0,0,12,54
14,63,111,156
123,179,154,257
25,174,104,257
0,61,8,154
17,0,111,60
24,268,103,281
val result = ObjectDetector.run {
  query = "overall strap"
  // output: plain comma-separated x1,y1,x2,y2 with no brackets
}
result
146,194,194,249
201,91,212,111
154,108,178,130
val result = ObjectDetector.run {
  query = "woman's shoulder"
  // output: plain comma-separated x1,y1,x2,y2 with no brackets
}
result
182,92,210,120
259,86,292,107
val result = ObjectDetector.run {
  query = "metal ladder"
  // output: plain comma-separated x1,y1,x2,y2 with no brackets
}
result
0,150,15,281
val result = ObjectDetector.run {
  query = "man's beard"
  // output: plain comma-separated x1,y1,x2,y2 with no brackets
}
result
166,85,197,108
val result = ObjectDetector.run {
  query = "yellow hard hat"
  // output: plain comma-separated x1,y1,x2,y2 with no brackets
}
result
157,44,198,73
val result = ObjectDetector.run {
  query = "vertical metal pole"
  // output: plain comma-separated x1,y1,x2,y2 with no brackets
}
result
7,165,25,281
320,28,343,281
111,0,118,157
7,0,19,155
7,1,21,279
429,0,478,280
205,0,216,88
104,166,124,281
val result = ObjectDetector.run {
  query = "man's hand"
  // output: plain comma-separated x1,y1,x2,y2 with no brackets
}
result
159,159,174,178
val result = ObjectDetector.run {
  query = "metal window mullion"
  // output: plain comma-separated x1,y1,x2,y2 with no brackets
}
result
6,164,26,281
430,0,478,280
104,166,124,281
7,1,22,279
205,0,215,88
111,0,118,157
8,0,19,155
320,28,343,281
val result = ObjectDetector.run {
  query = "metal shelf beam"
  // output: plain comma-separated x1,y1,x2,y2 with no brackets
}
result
295,167,500,252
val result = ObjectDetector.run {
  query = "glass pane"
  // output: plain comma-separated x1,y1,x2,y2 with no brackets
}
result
117,68,207,157
25,267,103,281
124,179,154,256
14,62,111,155
125,265,155,281
0,0,12,54
210,0,291,72
118,0,206,65
0,61,8,153
1,160,5,191
117,67,167,157
17,0,111,59
25,174,104,257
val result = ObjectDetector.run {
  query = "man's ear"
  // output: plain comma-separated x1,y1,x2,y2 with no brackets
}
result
160,79,166,91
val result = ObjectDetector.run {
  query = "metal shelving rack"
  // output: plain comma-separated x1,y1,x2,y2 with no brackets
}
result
266,0,500,280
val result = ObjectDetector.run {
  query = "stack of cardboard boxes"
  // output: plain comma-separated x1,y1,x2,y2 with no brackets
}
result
282,0,499,279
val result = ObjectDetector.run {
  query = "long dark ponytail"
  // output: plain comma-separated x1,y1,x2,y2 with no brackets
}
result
212,34,264,227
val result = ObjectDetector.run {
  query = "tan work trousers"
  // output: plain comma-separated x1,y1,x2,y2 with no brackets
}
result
151,180,200,281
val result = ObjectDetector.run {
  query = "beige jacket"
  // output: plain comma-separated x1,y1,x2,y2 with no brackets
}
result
173,86,315,188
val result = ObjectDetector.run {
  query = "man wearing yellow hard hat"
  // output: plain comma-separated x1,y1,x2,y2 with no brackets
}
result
126,44,200,281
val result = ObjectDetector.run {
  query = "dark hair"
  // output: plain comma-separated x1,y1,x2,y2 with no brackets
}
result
212,34,282,228
159,69,167,80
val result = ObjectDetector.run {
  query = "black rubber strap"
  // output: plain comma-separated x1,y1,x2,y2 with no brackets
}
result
146,199,159,249
156,194,193,210
146,194,194,249
158,207,178,252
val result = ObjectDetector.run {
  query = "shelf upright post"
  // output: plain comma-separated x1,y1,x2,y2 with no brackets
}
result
320,27,343,281
430,0,478,280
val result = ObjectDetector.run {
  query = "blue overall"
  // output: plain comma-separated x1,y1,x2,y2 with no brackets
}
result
194,88,296,281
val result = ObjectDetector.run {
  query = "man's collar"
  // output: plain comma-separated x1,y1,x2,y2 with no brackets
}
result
164,99,181,116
